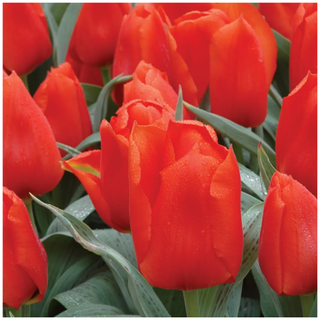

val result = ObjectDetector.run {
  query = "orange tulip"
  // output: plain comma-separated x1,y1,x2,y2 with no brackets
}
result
259,172,317,296
112,3,198,115
129,120,243,290
3,3,52,75
276,72,317,197
3,187,48,309
63,99,175,232
123,60,178,110
290,3,317,91
3,72,63,199
67,3,131,67
33,62,92,156
258,3,300,39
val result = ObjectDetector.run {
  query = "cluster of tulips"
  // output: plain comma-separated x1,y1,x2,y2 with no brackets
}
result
3,2,317,317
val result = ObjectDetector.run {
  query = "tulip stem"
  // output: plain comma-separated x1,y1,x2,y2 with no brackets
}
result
24,198,39,236
20,75,29,91
233,144,244,165
183,290,200,317
269,84,283,109
252,125,264,141
101,66,111,85
300,294,315,317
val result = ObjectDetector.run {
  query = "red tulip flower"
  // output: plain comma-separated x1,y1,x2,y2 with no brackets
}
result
63,99,175,232
33,62,92,156
3,72,63,199
258,3,300,40
259,172,317,296
170,9,229,102
129,120,243,290
276,72,317,197
123,61,178,110
67,3,131,67
3,187,48,310
3,3,52,75
112,3,198,114
290,3,317,91
208,4,277,127
66,53,103,87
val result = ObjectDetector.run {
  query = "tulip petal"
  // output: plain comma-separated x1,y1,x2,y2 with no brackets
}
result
100,120,131,231
210,16,268,127
3,188,48,309
63,150,128,233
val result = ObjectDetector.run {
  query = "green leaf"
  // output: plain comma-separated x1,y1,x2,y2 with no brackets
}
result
199,203,264,316
56,304,132,317
93,74,132,132
47,3,70,26
226,282,243,317
42,3,59,49
252,261,303,317
43,252,104,316
57,142,81,158
93,229,137,268
81,83,103,106
241,192,262,214
239,163,266,200
46,195,95,235
238,297,261,316
31,232,98,316
76,131,101,151
184,103,276,166
175,85,183,121
50,270,129,316
57,3,83,65
257,143,276,190
31,196,170,317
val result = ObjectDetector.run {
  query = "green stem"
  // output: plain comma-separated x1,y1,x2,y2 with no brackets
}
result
101,66,111,85
269,84,283,109
252,125,264,141
300,294,315,317
233,143,244,165
20,75,29,91
24,198,38,236
183,290,200,317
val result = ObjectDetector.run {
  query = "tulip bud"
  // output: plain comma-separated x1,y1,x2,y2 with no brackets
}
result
129,120,243,290
290,3,317,91
276,72,317,197
258,3,300,40
67,3,131,67
33,62,92,156
259,172,317,296
3,72,63,199
3,3,52,76
3,187,48,309
63,99,175,232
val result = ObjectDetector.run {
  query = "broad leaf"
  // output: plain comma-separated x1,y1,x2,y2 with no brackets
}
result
31,196,170,317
